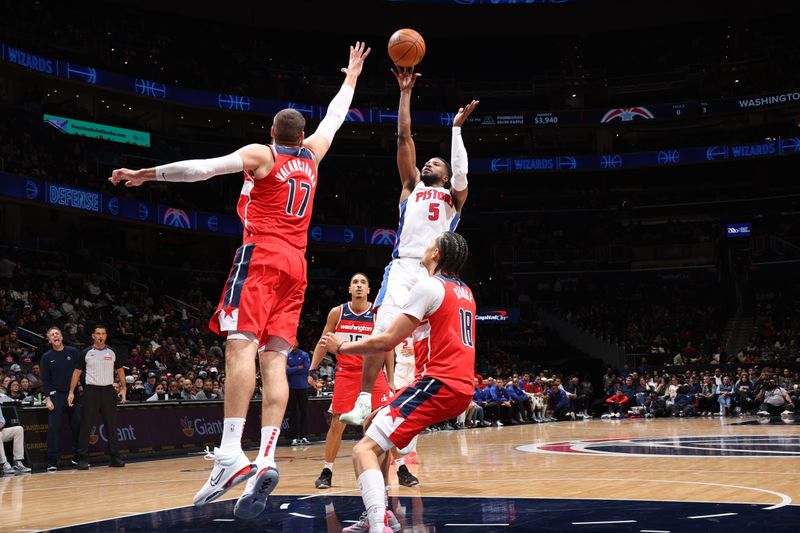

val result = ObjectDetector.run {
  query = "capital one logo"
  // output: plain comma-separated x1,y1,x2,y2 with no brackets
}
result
600,107,654,123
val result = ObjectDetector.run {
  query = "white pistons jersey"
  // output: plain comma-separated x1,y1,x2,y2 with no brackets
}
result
393,181,460,259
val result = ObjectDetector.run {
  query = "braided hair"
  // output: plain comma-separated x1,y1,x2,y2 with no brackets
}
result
434,231,469,278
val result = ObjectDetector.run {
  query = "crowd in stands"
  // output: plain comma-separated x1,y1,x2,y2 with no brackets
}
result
598,360,797,419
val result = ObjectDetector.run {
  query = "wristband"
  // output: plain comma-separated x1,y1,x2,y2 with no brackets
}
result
335,341,345,355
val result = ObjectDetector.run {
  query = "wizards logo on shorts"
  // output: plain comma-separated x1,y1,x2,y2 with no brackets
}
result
517,435,800,457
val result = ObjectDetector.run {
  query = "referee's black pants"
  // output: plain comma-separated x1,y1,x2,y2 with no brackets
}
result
287,388,308,439
77,385,120,461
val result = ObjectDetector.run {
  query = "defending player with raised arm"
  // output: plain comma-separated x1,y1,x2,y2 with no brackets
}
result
340,66,478,428
318,231,476,533
109,42,370,521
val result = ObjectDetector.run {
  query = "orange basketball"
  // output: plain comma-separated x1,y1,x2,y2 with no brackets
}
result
388,28,426,68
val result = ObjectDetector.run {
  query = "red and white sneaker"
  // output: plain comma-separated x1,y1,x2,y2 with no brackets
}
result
193,447,255,506
233,459,280,520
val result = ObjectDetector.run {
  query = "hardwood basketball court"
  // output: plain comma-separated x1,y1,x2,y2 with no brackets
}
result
5,416,799,532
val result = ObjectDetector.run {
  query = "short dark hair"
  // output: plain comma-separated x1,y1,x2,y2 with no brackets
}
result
434,157,453,189
273,109,306,146
92,324,107,334
435,231,469,278
350,272,369,284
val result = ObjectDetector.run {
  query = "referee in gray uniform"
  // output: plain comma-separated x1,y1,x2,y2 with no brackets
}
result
68,325,127,470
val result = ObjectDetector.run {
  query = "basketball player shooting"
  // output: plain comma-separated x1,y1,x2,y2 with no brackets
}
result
339,67,478,428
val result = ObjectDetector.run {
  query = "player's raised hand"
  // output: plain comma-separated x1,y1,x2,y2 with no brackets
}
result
318,332,342,354
391,66,421,92
341,41,371,78
109,168,147,187
453,100,479,127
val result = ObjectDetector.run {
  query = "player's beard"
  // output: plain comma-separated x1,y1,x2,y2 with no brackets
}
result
420,172,440,186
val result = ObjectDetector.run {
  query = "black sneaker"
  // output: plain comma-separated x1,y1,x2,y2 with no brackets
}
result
47,465,58,473
109,457,125,468
77,460,90,470
71,456,79,466
315,467,332,489
397,465,419,487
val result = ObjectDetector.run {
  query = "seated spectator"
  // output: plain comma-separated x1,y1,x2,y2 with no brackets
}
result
180,378,195,400
643,391,666,417
734,373,754,415
756,378,795,416
0,408,31,475
506,377,532,423
147,383,168,402
167,380,182,400
716,376,734,416
604,389,629,418
484,377,513,426
698,375,717,415
127,377,147,402
670,385,697,417
144,372,158,396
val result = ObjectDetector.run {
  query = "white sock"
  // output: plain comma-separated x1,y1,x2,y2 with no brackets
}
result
357,469,386,532
394,457,405,467
358,391,371,402
219,418,246,453
324,461,334,471
259,426,280,466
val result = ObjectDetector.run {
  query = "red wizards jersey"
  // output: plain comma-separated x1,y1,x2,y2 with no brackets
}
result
237,144,317,251
408,275,476,396
334,302,375,373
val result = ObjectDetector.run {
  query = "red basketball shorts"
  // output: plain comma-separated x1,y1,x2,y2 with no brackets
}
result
209,238,307,346
332,369,391,415
366,377,472,451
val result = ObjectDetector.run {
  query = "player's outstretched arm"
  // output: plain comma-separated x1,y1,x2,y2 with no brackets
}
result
319,313,419,357
450,100,479,212
304,41,371,163
308,306,341,385
108,143,273,186
393,67,421,196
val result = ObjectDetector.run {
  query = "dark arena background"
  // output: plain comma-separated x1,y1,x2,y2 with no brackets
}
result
1,1,800,531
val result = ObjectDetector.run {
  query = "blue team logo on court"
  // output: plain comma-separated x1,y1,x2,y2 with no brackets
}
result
517,435,800,457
